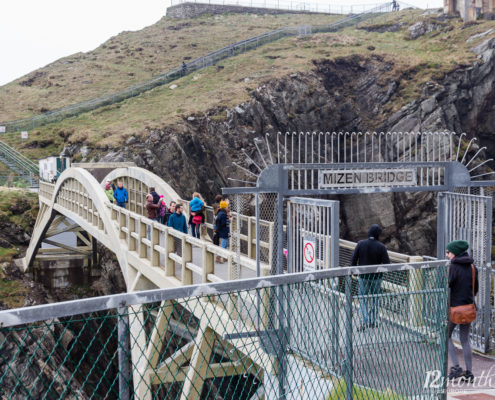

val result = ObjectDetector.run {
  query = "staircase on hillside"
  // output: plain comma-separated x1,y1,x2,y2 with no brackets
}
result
0,1,401,133
0,141,39,187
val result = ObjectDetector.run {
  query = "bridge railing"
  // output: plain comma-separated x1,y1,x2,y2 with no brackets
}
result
39,180,55,200
108,203,271,287
39,182,426,272
180,198,273,260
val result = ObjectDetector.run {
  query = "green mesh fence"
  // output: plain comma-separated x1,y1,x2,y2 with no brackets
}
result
0,262,448,399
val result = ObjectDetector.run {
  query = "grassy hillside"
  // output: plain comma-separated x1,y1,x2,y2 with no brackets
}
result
0,10,494,161
0,13,341,122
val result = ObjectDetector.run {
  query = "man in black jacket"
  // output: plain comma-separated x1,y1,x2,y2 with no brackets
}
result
351,224,390,330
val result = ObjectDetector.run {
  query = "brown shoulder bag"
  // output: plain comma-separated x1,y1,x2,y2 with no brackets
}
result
449,265,477,325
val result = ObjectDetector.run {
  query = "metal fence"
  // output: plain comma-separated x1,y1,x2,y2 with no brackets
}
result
0,2,395,134
170,0,392,14
0,260,448,399
0,140,39,187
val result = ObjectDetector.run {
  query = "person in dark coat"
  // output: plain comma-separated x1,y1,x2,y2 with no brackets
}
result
351,224,390,330
149,187,160,204
214,201,230,263
446,240,478,382
145,194,161,221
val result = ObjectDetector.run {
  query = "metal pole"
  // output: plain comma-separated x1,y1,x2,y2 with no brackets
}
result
330,202,340,268
483,196,492,353
277,193,287,399
118,306,131,400
436,192,446,259
344,274,353,400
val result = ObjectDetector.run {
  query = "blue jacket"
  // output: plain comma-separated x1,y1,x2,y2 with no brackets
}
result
168,212,188,233
189,197,204,212
215,209,229,239
113,187,128,203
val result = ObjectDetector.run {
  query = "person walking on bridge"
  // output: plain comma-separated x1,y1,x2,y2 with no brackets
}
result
446,240,478,383
168,203,188,234
104,181,114,203
214,201,230,263
113,181,128,208
351,224,390,331
189,192,205,239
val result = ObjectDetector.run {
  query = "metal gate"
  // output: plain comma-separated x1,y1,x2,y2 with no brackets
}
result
287,197,339,273
437,192,493,353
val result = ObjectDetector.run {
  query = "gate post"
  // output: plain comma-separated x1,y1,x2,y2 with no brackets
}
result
436,192,447,259
482,196,492,353
344,274,353,400
276,193,288,399
118,306,131,400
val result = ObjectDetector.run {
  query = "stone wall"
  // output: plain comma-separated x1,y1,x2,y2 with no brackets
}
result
166,2,326,18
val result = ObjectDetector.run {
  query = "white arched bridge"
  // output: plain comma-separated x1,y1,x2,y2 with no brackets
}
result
25,164,275,399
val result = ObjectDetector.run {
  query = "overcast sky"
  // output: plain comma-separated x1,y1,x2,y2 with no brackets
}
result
0,0,442,87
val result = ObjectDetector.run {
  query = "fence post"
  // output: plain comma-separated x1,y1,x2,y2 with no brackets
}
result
182,237,192,285
344,274,353,400
151,223,160,267
164,228,175,276
408,256,424,327
118,306,131,400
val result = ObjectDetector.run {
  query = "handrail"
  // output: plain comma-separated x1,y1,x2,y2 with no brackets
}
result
0,2,395,133
0,141,38,174
39,182,424,267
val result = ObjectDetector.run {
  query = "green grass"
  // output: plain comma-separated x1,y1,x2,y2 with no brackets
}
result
0,10,494,161
0,187,39,232
0,257,27,309
0,247,19,263
0,13,343,122
327,378,405,400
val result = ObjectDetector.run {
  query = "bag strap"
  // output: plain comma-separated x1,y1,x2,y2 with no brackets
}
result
471,264,475,300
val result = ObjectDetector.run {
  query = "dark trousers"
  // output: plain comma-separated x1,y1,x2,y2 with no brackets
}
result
358,277,382,325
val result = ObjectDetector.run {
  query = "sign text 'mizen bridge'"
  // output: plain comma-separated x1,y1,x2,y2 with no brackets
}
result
319,169,417,189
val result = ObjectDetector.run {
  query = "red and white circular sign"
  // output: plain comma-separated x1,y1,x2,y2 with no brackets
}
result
304,241,315,264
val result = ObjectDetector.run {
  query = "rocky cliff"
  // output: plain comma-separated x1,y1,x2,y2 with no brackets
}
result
66,37,495,256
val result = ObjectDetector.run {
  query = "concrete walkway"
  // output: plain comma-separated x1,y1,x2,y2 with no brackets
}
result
447,350,495,399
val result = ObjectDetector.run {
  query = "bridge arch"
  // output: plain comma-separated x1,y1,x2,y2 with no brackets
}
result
23,167,131,286
102,166,183,216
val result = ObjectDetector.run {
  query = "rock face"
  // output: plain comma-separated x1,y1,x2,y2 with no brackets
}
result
78,39,495,256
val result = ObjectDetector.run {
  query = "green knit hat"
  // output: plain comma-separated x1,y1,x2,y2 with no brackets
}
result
446,240,469,256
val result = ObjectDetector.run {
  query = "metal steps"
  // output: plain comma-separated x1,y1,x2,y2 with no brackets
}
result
0,140,39,187
0,2,398,133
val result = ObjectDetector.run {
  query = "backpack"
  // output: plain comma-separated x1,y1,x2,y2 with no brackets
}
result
192,215,202,225
159,202,167,217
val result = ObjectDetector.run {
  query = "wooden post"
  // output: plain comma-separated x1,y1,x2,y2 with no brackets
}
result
165,228,175,276
120,211,126,240
182,238,192,285
151,223,159,267
139,221,147,258
248,217,255,259
129,217,136,252
202,245,214,284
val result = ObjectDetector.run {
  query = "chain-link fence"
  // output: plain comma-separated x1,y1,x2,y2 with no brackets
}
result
0,260,448,399
0,2,396,134
170,0,396,14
